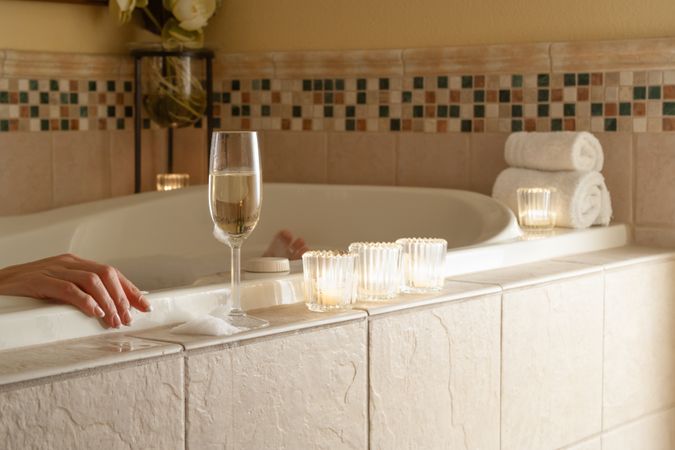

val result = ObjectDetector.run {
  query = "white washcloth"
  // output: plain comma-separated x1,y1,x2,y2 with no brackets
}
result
505,131,604,172
492,168,612,229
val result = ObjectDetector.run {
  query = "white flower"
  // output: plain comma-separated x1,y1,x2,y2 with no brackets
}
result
171,0,217,31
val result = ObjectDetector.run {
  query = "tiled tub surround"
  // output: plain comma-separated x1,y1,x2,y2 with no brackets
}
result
2,40,675,245
1,246,673,449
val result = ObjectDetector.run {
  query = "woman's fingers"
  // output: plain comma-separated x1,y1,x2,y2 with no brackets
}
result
116,269,152,312
61,256,135,325
46,269,122,328
35,276,106,319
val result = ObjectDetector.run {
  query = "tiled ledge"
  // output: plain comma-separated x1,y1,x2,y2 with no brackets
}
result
3,37,675,80
0,245,670,387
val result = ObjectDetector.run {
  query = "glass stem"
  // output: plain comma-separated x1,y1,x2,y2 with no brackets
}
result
229,242,244,316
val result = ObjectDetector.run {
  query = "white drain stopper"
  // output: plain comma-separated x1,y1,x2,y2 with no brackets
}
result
244,257,290,273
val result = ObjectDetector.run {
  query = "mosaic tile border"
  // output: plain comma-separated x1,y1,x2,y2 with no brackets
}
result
4,37,675,133
4,69,675,133
215,70,675,133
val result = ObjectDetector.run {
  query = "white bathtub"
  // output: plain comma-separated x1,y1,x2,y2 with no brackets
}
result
0,183,628,350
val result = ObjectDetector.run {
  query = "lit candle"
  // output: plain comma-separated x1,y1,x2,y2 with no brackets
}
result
517,187,556,230
302,250,356,312
348,242,402,301
316,276,345,306
396,238,447,294
156,173,190,191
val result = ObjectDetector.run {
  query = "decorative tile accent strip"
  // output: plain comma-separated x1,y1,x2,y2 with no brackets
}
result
4,40,675,133
0,77,135,132
215,70,675,133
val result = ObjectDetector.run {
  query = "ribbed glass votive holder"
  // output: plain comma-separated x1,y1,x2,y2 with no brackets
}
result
348,242,402,301
516,187,556,230
396,238,447,293
302,250,357,312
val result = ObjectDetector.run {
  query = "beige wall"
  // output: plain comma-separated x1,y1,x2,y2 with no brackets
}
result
2,0,675,54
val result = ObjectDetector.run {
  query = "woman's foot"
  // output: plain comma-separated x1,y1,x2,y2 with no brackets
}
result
263,230,309,260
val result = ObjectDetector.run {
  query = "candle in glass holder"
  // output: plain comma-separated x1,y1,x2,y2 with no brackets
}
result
156,173,190,191
348,242,402,301
302,251,356,312
517,187,556,230
396,238,447,293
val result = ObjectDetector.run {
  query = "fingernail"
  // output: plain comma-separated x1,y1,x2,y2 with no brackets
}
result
113,315,122,328
140,296,153,312
94,306,105,318
122,311,132,325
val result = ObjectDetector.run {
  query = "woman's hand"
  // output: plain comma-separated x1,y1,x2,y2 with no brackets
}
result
0,253,152,328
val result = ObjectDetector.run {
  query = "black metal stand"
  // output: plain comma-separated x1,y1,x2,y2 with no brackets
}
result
131,48,215,193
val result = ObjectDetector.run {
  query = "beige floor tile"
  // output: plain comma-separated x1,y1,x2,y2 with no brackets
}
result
109,130,134,197
602,408,675,450
172,127,207,185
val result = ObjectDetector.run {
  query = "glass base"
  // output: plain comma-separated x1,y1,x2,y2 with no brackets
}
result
401,285,443,294
220,314,269,330
306,303,353,313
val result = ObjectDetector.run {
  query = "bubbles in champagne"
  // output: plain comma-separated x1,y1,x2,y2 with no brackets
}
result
209,171,262,238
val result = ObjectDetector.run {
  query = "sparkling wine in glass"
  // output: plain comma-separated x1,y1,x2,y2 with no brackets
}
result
208,131,268,329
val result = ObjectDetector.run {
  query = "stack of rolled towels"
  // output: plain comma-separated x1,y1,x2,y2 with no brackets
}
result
492,131,612,229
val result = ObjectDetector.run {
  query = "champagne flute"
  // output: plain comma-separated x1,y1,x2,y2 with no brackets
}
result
208,131,268,329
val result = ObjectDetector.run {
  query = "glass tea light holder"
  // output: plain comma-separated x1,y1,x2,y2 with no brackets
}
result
156,173,190,191
517,187,557,231
396,238,447,293
348,242,402,301
302,250,357,312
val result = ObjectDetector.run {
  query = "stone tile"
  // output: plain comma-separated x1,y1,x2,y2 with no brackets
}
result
186,320,367,449
0,358,184,449
327,132,397,185
0,132,53,215
635,226,675,248
554,245,675,270
354,280,500,316
109,130,134,197
635,133,675,226
0,334,181,385
602,408,675,450
173,127,207,185
469,132,508,195
501,273,604,449
595,132,633,224
603,260,675,428
131,302,366,350
369,294,501,450
397,132,470,189
52,130,111,207
258,131,327,183
450,259,601,290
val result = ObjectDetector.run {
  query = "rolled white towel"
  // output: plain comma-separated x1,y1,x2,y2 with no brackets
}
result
505,131,604,172
492,167,612,229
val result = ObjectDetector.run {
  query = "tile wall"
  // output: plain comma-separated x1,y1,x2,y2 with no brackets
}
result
1,40,675,246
